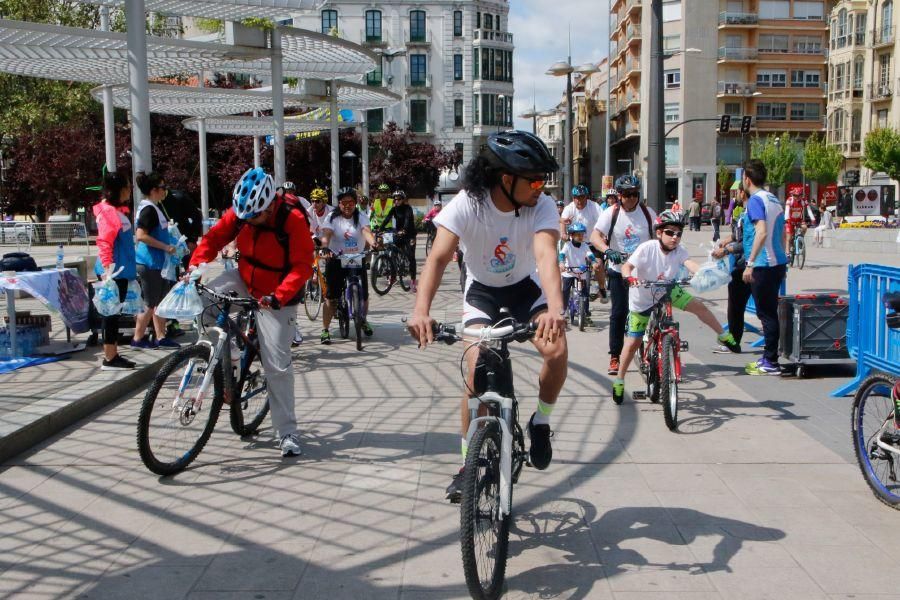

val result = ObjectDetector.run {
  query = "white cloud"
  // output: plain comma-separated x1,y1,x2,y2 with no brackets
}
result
509,0,611,130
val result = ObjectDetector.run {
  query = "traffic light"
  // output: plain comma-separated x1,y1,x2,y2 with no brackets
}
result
719,115,731,133
740,115,753,134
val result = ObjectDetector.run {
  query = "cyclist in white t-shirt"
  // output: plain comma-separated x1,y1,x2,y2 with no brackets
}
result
561,184,607,302
407,131,567,502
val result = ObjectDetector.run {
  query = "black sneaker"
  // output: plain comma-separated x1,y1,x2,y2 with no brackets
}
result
527,413,553,470
101,355,136,371
446,468,464,503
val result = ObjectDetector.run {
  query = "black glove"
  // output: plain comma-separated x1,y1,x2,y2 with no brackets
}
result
260,295,281,310
605,249,623,264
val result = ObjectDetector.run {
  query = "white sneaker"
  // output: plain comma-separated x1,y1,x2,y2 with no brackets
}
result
292,328,303,347
712,344,731,354
280,433,302,457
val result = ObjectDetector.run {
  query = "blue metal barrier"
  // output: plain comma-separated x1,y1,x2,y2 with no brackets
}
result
831,263,900,397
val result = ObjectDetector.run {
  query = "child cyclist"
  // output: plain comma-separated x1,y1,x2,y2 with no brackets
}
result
612,210,740,403
560,222,595,324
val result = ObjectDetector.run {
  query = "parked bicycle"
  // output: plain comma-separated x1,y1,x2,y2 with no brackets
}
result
851,292,900,508
564,266,590,332
789,230,806,270
431,315,535,600
629,278,692,431
136,283,269,475
370,229,411,295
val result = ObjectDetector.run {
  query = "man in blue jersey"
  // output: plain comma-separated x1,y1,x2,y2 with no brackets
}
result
740,159,788,375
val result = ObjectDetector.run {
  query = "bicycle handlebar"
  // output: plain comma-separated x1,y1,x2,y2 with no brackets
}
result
431,320,537,345
633,278,693,288
195,282,259,310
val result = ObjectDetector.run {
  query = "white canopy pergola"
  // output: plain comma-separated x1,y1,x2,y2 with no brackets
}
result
75,0,325,21
182,115,357,136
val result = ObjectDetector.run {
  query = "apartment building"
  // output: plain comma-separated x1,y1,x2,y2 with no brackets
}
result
826,0,898,190
291,1,514,164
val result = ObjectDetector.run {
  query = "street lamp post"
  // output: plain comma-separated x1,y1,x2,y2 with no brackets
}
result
519,109,537,134
546,60,575,202
647,0,665,213
342,150,358,188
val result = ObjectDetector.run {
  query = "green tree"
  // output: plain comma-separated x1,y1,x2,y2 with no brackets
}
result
716,160,731,201
801,132,843,185
862,127,900,184
750,132,799,189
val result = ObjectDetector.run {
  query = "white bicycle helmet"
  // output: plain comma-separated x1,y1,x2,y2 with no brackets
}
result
232,167,275,219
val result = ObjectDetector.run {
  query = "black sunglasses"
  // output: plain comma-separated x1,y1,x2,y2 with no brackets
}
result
662,229,684,238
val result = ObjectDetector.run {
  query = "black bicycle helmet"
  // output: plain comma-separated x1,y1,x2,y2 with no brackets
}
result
615,174,641,193
483,130,559,176
337,186,357,201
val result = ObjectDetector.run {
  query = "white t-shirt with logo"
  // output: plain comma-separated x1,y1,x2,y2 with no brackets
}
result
322,210,371,255
561,201,602,233
434,190,559,287
559,241,595,279
593,205,658,273
625,240,690,312
309,206,330,237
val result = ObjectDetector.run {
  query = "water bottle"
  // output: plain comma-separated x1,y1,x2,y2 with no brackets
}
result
55,243,64,270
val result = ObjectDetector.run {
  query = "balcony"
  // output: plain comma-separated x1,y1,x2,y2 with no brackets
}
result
718,47,758,62
405,74,433,93
624,57,641,78
624,91,640,109
717,81,757,96
626,0,641,18
870,27,894,48
718,12,759,27
405,29,431,46
365,71,383,87
360,29,387,47
473,28,514,46
626,23,641,42
867,82,893,101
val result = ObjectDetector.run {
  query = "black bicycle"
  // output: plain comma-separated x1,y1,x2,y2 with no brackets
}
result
370,229,411,295
137,283,269,475
432,315,535,600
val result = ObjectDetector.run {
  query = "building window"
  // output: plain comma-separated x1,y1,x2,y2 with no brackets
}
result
410,54,427,86
365,10,381,42
321,9,337,34
853,56,864,92
664,102,679,123
473,94,479,125
759,0,790,19
790,70,820,88
793,1,823,19
877,109,889,128
759,34,789,52
835,9,847,47
834,62,846,90
453,10,463,36
366,57,383,86
716,136,744,165
410,10,426,42
881,2,893,44
454,99,464,127
792,36,822,53
663,34,681,51
476,12,481,29
724,102,741,117
548,124,556,138
855,13,867,45
757,102,787,120
665,137,679,167
879,53,892,89
851,110,862,142
473,48,479,79
454,54,463,81
757,69,786,87
454,142,464,160
662,1,681,22
367,108,383,133
664,69,680,88
484,13,493,30
410,99,427,132
790,102,821,121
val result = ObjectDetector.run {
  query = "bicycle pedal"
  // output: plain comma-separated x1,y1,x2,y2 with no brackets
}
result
632,391,647,400
680,341,689,351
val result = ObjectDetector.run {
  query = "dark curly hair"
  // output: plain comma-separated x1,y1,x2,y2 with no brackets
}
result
102,172,130,207
461,155,505,211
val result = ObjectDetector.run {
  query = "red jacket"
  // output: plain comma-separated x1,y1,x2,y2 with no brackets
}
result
191,198,314,305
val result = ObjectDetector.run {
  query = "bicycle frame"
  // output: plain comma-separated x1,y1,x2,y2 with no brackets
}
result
640,290,684,383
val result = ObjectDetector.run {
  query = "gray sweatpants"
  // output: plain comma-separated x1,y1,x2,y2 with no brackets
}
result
205,270,298,439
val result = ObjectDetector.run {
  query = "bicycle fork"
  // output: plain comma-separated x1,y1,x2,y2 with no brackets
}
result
173,330,227,414
465,392,515,517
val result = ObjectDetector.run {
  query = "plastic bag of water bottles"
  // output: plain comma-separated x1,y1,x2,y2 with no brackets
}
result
92,266,124,316
120,279,145,315
156,280,204,320
161,233,189,281
689,252,731,294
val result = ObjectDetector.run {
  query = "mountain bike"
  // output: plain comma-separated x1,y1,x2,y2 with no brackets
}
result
425,221,437,256
303,258,325,321
789,228,806,270
851,292,900,508
370,230,410,295
331,250,371,351
432,315,535,600
629,278,692,431
564,267,590,332
136,283,269,475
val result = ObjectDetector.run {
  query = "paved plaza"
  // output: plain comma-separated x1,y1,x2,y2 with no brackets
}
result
1,233,900,599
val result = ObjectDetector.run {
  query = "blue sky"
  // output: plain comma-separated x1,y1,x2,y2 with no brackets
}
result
510,0,611,130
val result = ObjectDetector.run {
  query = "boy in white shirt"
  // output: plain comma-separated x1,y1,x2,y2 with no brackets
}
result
559,222,595,323
612,211,740,404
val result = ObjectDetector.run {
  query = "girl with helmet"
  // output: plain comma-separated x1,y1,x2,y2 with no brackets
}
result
319,186,378,344
189,167,316,457
559,221,595,323
612,210,740,404
406,130,567,502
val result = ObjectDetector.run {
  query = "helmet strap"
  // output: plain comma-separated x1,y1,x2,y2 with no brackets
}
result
500,175,522,217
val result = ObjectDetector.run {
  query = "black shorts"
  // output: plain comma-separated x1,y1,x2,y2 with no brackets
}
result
324,258,369,301
463,276,547,326
136,265,170,308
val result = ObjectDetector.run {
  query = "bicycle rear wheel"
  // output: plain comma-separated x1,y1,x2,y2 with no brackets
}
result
852,374,900,509
660,334,679,431
796,236,806,269
397,251,411,292
229,345,270,436
351,285,364,351
137,345,224,475
370,253,393,296
460,422,509,600
578,294,587,332
338,302,350,339
304,277,322,321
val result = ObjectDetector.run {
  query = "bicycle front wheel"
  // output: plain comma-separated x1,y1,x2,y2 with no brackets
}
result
137,345,224,475
304,277,322,320
852,374,900,509
578,295,587,332
351,285,364,351
460,422,510,600
660,334,679,431
425,231,435,256
229,345,270,436
396,251,411,292
370,254,393,296
796,236,806,269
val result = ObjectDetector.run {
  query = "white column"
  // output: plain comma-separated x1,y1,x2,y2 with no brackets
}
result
271,28,285,184
125,0,152,215
100,6,116,174
330,80,340,204
198,73,209,231
360,112,369,198
253,110,261,168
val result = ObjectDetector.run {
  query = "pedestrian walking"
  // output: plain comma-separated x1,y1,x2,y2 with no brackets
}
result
710,198,723,242
740,160,788,375
711,183,750,353
688,198,702,231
